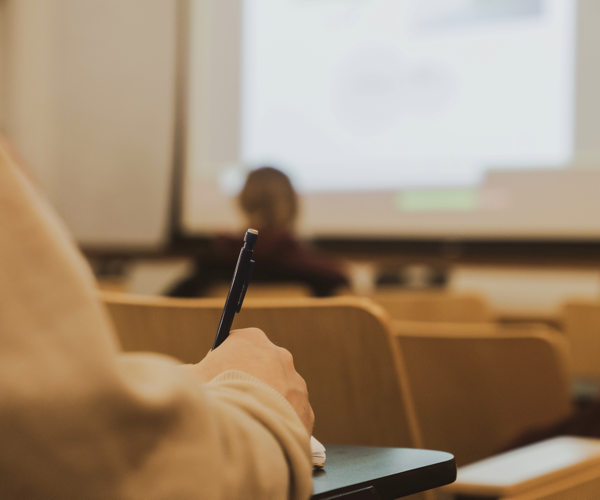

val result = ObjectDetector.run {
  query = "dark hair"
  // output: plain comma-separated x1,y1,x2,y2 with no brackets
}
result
238,167,298,230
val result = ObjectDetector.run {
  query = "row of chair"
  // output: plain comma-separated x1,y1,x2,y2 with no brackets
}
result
101,276,600,385
203,284,494,323
563,301,600,385
99,291,600,499
383,292,600,388
359,290,600,388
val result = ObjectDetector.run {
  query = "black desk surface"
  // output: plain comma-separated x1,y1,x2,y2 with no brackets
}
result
311,445,456,500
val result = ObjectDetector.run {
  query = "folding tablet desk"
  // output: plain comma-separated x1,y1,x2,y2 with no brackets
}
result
312,445,456,500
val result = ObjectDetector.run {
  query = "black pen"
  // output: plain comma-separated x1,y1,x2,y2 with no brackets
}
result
212,229,258,350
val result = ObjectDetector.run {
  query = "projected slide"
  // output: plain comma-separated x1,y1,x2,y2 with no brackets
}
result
241,0,575,192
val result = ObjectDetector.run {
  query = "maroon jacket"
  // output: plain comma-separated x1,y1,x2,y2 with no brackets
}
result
168,229,348,297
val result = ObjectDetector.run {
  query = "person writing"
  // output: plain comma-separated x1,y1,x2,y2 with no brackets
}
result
169,167,349,298
0,141,314,498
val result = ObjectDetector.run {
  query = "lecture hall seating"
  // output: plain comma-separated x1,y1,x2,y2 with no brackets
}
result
101,291,600,500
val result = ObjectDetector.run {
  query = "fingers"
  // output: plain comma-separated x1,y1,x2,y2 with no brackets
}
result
304,402,315,436
229,327,269,341
198,327,315,435
291,384,315,435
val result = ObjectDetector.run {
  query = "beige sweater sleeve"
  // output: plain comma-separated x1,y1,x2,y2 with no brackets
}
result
0,146,313,499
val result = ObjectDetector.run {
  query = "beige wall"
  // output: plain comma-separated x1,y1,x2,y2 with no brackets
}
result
0,0,177,250
574,0,600,165
1,0,60,201
0,0,7,131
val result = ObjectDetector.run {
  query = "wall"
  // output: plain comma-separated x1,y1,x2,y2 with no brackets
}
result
0,0,177,250
0,0,6,131
575,0,600,165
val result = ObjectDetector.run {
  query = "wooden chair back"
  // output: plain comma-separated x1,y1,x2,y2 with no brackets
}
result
370,291,492,323
393,321,573,467
563,300,600,383
206,282,311,298
100,292,422,449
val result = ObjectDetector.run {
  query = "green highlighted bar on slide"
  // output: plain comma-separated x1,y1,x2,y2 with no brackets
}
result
396,189,478,212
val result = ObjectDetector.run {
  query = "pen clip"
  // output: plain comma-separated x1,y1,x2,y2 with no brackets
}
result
236,260,255,313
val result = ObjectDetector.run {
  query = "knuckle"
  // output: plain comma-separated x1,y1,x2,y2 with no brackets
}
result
294,371,307,390
245,327,266,336
231,327,268,340
251,328,270,342
278,346,294,363
301,376,309,391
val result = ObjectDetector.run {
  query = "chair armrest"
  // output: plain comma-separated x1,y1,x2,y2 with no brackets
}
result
440,436,600,500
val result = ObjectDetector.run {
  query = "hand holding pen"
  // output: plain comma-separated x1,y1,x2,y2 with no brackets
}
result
201,228,317,444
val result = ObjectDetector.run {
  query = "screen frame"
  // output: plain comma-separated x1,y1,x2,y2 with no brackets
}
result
167,0,600,266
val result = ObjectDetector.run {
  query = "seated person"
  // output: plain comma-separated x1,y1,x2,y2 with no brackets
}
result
168,167,348,298
0,142,314,498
